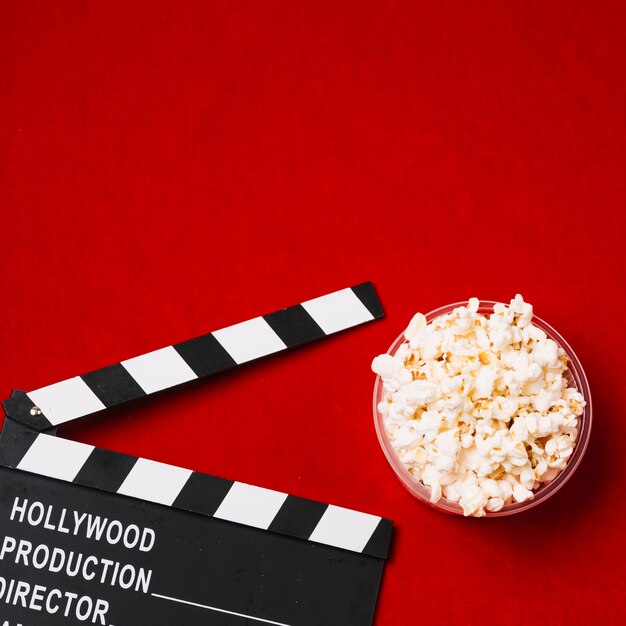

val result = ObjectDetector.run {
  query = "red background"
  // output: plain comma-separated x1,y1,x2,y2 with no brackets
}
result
1,1,625,623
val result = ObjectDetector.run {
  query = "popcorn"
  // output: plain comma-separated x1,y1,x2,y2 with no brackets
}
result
513,484,534,503
371,354,402,379
373,295,586,517
459,476,489,517
473,366,498,399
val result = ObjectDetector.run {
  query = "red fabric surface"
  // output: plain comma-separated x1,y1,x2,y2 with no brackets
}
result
1,1,625,623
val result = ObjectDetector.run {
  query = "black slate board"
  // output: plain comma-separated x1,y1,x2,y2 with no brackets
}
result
0,465,385,625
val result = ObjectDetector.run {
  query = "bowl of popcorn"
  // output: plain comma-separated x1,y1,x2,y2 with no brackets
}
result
372,296,592,517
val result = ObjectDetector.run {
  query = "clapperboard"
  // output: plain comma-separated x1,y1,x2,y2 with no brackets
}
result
0,283,392,626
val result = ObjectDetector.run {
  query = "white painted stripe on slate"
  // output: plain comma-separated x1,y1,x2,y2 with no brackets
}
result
117,458,193,506
122,346,198,394
17,434,94,482
309,505,381,553
27,377,106,426
301,288,373,335
212,317,287,364
214,482,288,530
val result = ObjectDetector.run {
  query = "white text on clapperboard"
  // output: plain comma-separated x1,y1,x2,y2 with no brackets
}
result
1,497,158,624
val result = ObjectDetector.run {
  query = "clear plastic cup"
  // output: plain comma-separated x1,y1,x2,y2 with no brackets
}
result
373,301,592,516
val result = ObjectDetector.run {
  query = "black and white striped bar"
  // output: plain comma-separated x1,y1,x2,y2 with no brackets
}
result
3,283,383,431
0,422,392,559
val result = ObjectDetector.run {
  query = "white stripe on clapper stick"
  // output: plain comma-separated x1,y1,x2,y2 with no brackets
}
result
17,435,95,481
151,593,293,626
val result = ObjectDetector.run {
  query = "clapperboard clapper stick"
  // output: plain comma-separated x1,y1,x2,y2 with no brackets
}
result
0,283,392,626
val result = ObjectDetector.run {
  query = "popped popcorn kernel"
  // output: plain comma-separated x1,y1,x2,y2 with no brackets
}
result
373,296,586,517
